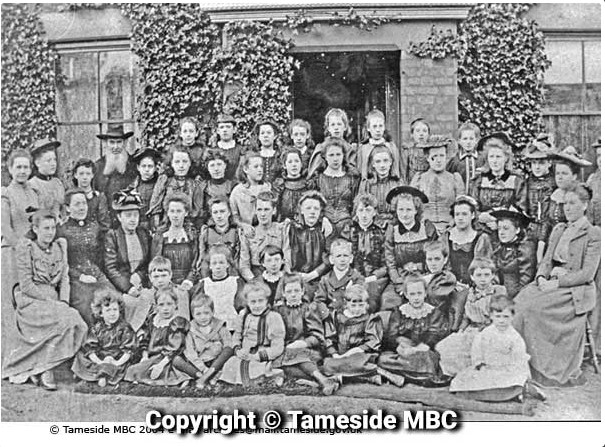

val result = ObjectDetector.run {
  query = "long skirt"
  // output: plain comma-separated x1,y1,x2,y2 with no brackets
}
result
513,284,587,386
71,352,130,385
435,327,482,377
322,352,377,378
2,291,87,382
378,350,441,381
124,354,192,386
1,246,20,374
218,356,274,386
450,363,530,393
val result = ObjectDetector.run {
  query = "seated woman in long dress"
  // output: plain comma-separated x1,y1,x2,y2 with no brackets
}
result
513,183,600,387
57,189,113,325
1,209,87,390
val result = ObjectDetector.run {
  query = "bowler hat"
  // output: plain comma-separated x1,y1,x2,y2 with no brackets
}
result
97,123,134,140
386,185,429,205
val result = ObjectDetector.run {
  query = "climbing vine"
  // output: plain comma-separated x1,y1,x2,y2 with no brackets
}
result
1,3,57,182
409,3,551,148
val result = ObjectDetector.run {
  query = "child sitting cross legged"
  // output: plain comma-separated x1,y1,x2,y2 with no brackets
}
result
273,273,340,395
177,294,234,389
192,244,245,332
322,284,383,385
124,288,191,387
450,295,543,402
314,238,364,312
218,282,286,386
72,288,136,387
378,274,451,387
435,257,506,378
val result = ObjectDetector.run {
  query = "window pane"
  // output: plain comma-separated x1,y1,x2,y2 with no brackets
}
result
584,41,601,83
100,51,135,121
57,124,100,178
56,52,98,122
544,40,582,84
544,84,582,112
584,83,600,112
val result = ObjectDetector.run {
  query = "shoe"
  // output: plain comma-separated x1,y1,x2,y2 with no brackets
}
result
295,378,319,388
29,375,40,386
180,380,190,389
321,378,340,396
39,370,57,391
377,367,405,387
524,380,546,401
98,377,107,388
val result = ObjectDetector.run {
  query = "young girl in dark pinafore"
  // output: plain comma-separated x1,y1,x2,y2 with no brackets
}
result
72,288,136,387
399,117,431,184
273,147,311,221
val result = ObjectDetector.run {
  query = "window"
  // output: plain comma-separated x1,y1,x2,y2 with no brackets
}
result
55,42,138,166
544,38,600,113
542,37,600,175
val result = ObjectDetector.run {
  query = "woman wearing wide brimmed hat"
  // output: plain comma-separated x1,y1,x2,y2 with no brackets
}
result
470,132,527,243
514,183,600,387
1,209,87,390
103,189,153,331
490,206,536,299
380,185,438,310
522,134,557,264
542,145,592,241
27,137,66,221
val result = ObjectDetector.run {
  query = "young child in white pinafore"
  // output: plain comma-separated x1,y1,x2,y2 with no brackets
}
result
193,244,244,332
449,295,531,402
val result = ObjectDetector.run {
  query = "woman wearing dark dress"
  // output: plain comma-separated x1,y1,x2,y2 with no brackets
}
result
440,195,492,285
381,186,438,310
273,147,311,221
310,137,361,234
470,132,527,242
57,189,113,325
150,193,198,291
491,206,536,299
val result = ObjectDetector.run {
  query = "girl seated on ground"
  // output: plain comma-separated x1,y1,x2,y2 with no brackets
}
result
72,288,136,387
378,273,451,387
218,282,286,386
273,273,340,395
322,285,384,386
450,295,544,402
436,257,507,378
124,289,191,387
178,294,234,389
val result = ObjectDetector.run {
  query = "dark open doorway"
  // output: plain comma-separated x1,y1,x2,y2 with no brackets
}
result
291,51,400,147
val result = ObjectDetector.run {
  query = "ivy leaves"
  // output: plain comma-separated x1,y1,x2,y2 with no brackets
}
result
122,5,297,150
1,4,57,162
409,3,551,150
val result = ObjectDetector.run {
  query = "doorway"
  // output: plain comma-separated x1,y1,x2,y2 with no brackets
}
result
291,51,401,147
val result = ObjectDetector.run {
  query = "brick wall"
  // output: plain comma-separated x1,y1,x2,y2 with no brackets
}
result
400,52,458,141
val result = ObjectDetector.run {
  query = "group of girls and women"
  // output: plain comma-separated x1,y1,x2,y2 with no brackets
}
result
1,108,600,404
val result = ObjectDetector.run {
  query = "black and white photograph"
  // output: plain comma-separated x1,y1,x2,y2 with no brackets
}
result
0,1,601,444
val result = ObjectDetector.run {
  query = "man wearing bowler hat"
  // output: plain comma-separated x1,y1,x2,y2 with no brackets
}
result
93,123,138,206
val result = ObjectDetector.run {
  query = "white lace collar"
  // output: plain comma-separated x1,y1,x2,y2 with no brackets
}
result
399,302,434,319
153,313,174,328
